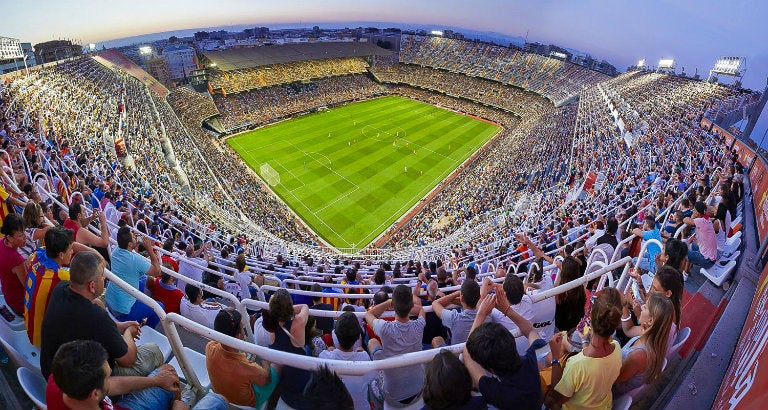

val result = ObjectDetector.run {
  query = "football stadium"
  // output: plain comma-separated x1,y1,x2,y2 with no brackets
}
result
1,2,768,410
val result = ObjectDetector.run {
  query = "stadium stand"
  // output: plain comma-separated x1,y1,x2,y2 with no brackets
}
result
208,57,372,95
398,33,611,106
0,33,764,409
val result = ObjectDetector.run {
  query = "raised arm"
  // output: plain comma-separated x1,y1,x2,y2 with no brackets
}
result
431,291,459,320
141,236,162,277
494,285,539,345
515,233,554,265
365,298,390,326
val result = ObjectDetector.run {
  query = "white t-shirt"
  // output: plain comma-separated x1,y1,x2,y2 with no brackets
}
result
318,349,375,410
177,256,207,291
234,270,253,300
179,298,220,329
490,294,535,354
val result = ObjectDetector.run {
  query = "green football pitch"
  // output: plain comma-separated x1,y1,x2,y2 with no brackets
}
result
226,95,500,249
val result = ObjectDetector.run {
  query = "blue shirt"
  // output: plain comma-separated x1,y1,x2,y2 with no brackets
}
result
105,248,151,314
643,228,662,272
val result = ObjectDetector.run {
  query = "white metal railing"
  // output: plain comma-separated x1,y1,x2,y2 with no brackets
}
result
152,256,633,378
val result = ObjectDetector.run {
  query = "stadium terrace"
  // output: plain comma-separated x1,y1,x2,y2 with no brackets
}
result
0,27,766,410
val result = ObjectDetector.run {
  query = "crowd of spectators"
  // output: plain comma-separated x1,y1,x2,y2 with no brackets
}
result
370,62,551,119
167,87,220,124
398,33,610,105
213,74,386,131
208,57,370,94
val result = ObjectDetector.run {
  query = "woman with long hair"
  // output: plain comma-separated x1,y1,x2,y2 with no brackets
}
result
613,294,674,395
19,201,55,260
554,256,587,332
545,289,623,409
514,232,586,332
262,288,311,409
623,265,682,350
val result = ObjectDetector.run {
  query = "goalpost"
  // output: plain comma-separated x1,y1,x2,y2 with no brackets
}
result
260,163,281,187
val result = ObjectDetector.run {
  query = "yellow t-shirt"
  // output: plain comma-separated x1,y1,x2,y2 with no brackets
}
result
555,340,622,410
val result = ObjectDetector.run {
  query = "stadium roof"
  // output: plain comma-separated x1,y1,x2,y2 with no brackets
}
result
201,42,392,71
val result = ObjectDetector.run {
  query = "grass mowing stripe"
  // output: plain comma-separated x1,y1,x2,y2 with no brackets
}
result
227,95,500,249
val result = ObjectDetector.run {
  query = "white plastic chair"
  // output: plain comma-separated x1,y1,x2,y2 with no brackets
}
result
720,238,741,257
667,327,691,359
700,259,737,287
169,346,211,390
137,326,173,362
17,367,47,409
719,250,740,266
612,395,632,410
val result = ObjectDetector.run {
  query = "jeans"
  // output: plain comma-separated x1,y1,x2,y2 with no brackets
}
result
687,244,715,270
116,368,175,410
114,300,164,329
193,392,228,410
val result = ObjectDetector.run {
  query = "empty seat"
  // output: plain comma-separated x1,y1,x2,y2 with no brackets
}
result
719,250,740,266
0,308,42,374
720,238,741,256
700,259,737,287
169,346,211,390
137,326,173,362
17,367,47,410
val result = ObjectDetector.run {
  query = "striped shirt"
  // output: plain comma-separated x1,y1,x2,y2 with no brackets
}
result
0,184,10,229
24,247,70,347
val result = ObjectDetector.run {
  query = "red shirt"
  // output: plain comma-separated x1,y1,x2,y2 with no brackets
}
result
0,237,25,314
63,218,80,238
146,276,184,314
46,374,130,410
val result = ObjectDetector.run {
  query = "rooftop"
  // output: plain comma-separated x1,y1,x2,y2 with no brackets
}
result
201,41,391,71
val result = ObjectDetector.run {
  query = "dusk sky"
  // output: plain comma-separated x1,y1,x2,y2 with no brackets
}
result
5,0,768,140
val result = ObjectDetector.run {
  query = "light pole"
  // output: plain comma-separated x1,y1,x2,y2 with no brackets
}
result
22,55,29,77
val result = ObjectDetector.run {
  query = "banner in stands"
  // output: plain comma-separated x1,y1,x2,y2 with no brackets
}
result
712,119,768,409
749,150,768,242
713,262,768,408
114,137,127,158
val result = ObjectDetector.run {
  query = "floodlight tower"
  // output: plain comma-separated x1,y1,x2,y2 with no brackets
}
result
708,56,746,84
657,58,675,74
